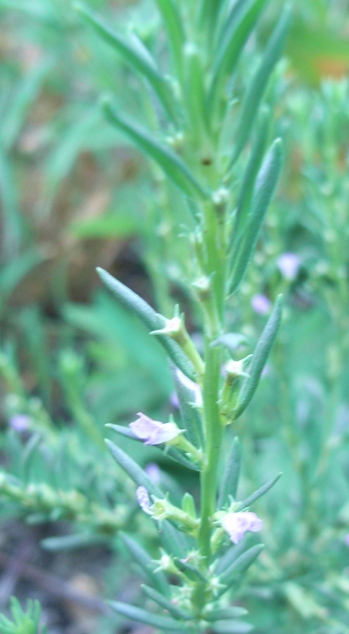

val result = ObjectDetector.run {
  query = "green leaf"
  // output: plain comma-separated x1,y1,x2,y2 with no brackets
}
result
229,105,271,251
220,544,264,585
75,3,178,122
230,7,290,163
204,606,248,620
213,620,253,633
105,439,162,498
41,533,104,551
229,138,283,294
121,534,170,596
236,473,282,511
166,447,201,471
97,268,196,380
218,437,241,508
234,295,283,418
154,0,185,77
109,601,184,631
142,585,191,620
160,520,193,559
172,366,204,449
102,99,208,201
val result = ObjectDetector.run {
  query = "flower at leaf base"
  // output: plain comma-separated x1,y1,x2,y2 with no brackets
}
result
221,511,262,544
129,413,182,445
136,486,152,515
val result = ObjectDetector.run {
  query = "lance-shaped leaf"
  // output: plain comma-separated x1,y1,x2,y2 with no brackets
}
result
105,439,162,498
109,602,184,631
142,585,192,620
213,620,253,633
102,99,208,201
234,295,283,418
121,534,170,596
229,106,271,251
210,0,268,97
236,473,281,511
160,520,193,559
218,437,241,508
219,543,264,586
172,367,204,449
154,0,184,78
76,3,177,121
229,139,283,295
97,268,195,380
204,606,247,621
230,7,290,164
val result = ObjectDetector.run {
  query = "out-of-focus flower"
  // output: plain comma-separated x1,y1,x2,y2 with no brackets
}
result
136,486,152,515
130,413,182,445
277,252,300,280
9,414,30,432
344,533,349,547
221,511,262,544
251,294,271,315
145,463,161,483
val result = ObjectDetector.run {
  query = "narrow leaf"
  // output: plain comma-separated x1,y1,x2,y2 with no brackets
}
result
97,268,195,380
231,7,291,163
209,0,268,117
229,105,271,251
234,295,283,418
220,544,264,584
142,585,191,620
154,0,185,77
166,446,201,471
204,606,248,621
236,473,282,511
105,439,162,498
109,601,184,631
172,366,204,449
218,437,241,508
76,3,177,121
121,534,170,596
102,99,208,200
160,520,193,559
229,138,283,294
214,620,253,633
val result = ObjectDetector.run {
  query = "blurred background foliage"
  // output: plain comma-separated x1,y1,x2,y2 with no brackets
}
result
1,0,349,632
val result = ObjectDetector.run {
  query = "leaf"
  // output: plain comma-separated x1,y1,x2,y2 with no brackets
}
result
41,533,104,551
160,520,193,559
105,439,163,498
229,139,283,294
213,620,253,633
102,99,208,200
121,534,170,596
204,606,248,621
218,437,241,508
209,0,269,118
97,268,196,380
154,0,185,77
108,601,184,631
171,366,204,449
75,3,178,121
229,105,271,251
234,295,283,418
236,473,282,511
142,585,191,620
220,544,264,585
166,446,201,471
230,7,290,163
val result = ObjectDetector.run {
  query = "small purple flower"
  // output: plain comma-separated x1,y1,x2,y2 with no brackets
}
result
277,252,300,280
9,414,30,432
145,463,161,483
251,294,271,315
129,413,181,445
221,511,262,544
136,486,152,515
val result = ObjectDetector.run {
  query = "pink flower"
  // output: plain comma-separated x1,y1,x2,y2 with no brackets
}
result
277,252,300,280
136,486,152,514
251,294,271,315
221,512,262,544
129,413,181,445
